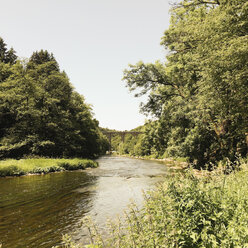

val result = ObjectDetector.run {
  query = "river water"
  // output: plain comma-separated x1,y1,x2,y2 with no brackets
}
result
0,156,168,248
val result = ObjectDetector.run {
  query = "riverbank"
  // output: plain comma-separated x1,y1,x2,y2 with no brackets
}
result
60,158,248,248
0,158,98,177
115,153,188,171
116,154,240,178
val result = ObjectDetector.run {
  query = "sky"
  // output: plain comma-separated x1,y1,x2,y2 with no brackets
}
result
1,0,171,131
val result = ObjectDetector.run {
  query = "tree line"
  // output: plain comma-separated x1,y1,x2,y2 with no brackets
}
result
120,0,248,167
0,38,108,159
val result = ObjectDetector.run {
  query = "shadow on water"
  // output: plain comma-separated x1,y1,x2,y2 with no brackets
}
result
0,172,97,248
0,155,168,248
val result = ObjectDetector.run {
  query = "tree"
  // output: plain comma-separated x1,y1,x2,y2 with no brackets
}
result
0,46,108,158
123,0,248,166
0,37,17,65
0,37,17,141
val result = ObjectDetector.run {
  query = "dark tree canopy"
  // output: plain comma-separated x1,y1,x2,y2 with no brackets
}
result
0,38,108,159
0,38,17,65
28,50,60,72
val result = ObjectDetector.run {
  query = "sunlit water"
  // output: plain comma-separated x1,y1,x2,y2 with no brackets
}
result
0,156,168,248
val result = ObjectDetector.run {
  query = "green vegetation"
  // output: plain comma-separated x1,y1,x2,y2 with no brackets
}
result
57,158,248,248
0,38,108,159
1,0,248,246
101,126,145,154
121,0,248,168
0,158,98,177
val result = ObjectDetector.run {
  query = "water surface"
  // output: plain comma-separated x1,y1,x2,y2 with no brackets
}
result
0,156,167,248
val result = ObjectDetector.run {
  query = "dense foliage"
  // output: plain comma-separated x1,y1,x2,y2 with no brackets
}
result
122,0,248,167
0,38,108,159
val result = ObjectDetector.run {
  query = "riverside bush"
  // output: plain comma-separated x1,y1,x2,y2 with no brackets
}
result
58,159,248,248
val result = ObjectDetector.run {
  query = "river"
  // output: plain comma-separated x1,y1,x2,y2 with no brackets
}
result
0,156,168,248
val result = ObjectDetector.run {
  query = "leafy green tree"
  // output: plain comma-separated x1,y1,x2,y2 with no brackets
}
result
123,0,248,166
0,37,17,142
0,37,17,65
0,45,108,158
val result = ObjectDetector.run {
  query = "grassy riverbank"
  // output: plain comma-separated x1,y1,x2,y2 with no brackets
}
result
57,158,248,248
118,153,188,171
0,158,98,177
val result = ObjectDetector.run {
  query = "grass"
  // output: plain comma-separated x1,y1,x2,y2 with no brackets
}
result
0,158,98,177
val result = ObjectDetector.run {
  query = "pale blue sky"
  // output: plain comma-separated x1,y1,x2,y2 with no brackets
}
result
1,0,171,130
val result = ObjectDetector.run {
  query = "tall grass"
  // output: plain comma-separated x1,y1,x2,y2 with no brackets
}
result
56,158,248,248
0,158,98,177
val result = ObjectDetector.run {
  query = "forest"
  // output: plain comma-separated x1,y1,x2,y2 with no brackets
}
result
115,0,248,168
0,38,108,159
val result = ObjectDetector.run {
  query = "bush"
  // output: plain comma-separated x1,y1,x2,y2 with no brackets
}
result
0,165,25,176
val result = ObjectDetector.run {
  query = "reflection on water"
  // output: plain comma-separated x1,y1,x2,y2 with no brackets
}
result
0,156,167,248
